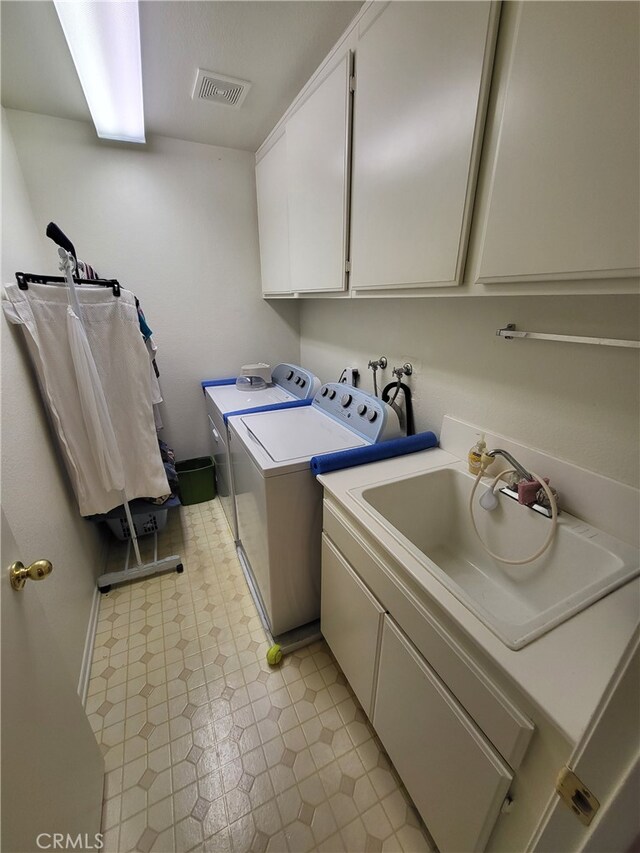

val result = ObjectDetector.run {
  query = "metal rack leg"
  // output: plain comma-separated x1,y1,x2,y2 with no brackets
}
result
97,507,183,592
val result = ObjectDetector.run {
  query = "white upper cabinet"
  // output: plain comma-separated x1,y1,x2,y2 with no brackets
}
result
349,2,497,291
476,2,640,284
286,53,352,293
256,1,638,297
255,132,291,295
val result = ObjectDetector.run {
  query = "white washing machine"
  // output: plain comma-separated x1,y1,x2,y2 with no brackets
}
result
227,383,402,644
204,363,320,539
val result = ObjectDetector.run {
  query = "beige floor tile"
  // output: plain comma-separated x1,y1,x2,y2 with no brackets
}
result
265,829,288,853
284,820,316,853
310,800,338,846
91,500,433,852
101,825,121,853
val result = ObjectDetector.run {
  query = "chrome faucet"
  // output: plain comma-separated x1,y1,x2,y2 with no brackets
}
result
485,448,532,483
484,448,559,517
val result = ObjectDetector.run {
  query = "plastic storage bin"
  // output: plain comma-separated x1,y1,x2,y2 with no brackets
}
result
176,456,216,505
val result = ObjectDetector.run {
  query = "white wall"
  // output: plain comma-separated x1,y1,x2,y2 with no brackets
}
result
5,109,300,461
299,294,640,487
1,109,105,684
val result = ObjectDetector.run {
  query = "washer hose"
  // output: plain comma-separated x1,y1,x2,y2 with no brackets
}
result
381,381,415,436
469,467,558,565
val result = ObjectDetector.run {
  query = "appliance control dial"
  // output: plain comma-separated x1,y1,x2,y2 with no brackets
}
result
294,376,301,385
367,409,378,423
321,387,329,397
341,394,352,408
357,404,367,416
328,389,336,400
299,379,306,388
286,370,294,381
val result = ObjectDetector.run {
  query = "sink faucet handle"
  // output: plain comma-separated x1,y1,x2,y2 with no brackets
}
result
536,484,559,510
503,470,522,489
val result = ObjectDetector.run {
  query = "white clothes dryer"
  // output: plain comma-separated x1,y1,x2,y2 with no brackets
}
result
203,363,320,539
227,383,401,645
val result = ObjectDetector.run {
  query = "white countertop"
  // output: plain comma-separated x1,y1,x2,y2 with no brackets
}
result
319,447,640,745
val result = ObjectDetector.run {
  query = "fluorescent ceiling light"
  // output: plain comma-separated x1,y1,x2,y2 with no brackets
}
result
54,0,145,143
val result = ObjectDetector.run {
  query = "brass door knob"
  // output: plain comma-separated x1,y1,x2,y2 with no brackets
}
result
9,560,53,591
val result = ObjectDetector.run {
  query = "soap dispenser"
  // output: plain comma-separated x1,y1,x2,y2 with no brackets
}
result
468,433,488,475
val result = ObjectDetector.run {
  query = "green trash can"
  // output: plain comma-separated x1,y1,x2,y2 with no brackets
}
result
176,456,216,505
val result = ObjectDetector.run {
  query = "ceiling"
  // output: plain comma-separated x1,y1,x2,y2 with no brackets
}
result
1,0,362,152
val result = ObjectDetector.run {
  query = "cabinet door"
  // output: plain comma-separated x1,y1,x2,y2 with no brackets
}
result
477,2,640,284
286,54,352,293
256,132,291,295
349,2,497,291
321,535,385,717
373,616,512,853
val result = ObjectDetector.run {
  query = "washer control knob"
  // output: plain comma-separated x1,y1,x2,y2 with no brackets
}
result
367,409,378,423
294,376,301,385
299,379,306,388
341,394,352,408
321,387,329,397
286,370,294,381
357,404,367,416
328,389,337,400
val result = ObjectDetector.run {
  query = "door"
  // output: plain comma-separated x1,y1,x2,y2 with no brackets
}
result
529,631,640,852
373,615,512,852
476,1,640,285
321,535,385,717
1,508,104,852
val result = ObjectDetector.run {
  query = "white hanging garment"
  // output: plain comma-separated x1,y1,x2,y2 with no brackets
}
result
59,254,124,489
65,303,125,492
2,282,170,516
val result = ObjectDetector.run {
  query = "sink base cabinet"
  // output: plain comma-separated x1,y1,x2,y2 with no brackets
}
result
374,616,512,853
319,501,550,852
320,533,514,851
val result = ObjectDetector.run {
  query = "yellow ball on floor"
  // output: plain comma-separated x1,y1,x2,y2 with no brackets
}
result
266,644,282,666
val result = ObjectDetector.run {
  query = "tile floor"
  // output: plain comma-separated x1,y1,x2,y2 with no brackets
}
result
88,499,434,853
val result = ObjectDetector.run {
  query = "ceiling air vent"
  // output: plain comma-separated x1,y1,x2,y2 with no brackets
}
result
192,69,251,109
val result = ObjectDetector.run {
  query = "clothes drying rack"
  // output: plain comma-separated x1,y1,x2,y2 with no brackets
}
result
15,223,183,593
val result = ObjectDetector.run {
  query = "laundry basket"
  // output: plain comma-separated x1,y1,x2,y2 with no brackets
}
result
176,456,216,505
106,509,168,541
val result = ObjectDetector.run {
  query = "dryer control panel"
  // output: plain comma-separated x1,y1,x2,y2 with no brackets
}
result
312,383,402,443
272,363,321,400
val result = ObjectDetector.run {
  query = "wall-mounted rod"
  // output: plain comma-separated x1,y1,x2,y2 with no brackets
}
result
496,324,639,350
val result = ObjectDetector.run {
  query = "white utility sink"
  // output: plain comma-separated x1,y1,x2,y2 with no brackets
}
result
352,464,639,649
